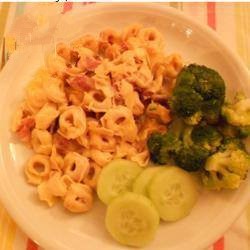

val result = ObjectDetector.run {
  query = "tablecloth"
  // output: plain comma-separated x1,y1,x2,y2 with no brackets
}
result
0,2,249,250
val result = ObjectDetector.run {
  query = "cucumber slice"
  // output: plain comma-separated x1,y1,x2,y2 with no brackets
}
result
133,167,163,196
105,192,159,247
148,166,198,222
97,159,142,205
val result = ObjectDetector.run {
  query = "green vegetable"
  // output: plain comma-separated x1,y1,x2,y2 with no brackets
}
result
202,140,250,190
169,125,211,171
171,86,202,123
191,124,222,152
105,192,159,247
147,125,211,171
184,112,202,125
238,126,250,138
217,121,240,138
170,64,225,125
148,166,198,221
147,132,181,165
168,118,185,138
222,94,250,126
217,119,250,139
97,159,142,205
182,126,194,147
133,167,163,196
201,99,222,124
173,145,210,172
219,137,245,151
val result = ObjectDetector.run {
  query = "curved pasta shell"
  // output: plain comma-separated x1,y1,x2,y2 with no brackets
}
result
35,103,59,130
63,183,93,213
58,106,86,139
31,129,52,155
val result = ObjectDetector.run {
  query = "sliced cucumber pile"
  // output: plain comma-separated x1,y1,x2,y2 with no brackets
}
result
105,192,159,247
133,167,163,196
97,159,199,247
97,159,142,205
148,167,198,221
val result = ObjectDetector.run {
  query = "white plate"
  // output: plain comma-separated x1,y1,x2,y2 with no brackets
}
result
0,3,249,250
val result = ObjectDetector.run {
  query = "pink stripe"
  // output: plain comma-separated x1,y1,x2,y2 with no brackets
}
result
207,2,216,30
62,2,73,14
213,237,224,250
26,238,38,250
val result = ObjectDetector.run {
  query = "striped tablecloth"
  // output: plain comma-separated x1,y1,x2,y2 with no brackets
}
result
0,2,249,250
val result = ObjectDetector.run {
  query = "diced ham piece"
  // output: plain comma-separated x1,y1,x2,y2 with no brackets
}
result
53,134,82,155
67,75,94,92
85,57,101,71
77,56,101,72
53,134,72,155
16,117,35,142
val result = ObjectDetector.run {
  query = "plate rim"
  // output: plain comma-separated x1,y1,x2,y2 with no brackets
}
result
0,3,249,250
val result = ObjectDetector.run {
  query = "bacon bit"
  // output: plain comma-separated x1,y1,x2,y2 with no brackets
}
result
53,134,82,155
53,134,69,155
16,117,35,142
98,41,110,55
85,57,101,71
67,75,94,92
120,41,129,52
77,56,101,72
70,51,79,65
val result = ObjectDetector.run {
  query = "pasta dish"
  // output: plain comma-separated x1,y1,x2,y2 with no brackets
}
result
11,24,183,213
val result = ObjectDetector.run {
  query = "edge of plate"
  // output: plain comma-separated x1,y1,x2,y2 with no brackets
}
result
0,3,249,250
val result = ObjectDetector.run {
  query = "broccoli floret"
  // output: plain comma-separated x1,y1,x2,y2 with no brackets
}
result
147,132,181,165
219,137,245,152
147,133,162,158
170,86,202,120
171,64,225,125
202,148,250,190
183,112,202,125
238,126,250,138
147,122,212,171
168,118,185,138
201,99,222,124
182,126,194,147
217,121,239,138
218,118,250,139
191,124,222,152
187,64,225,101
173,145,210,172
222,94,250,126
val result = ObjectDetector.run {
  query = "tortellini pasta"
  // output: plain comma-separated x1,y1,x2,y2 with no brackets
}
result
35,103,59,130
84,162,101,189
58,106,86,139
12,24,183,213
50,145,64,171
31,129,52,155
37,181,56,207
101,106,138,142
64,152,90,182
47,171,69,197
63,183,93,213
25,154,51,185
